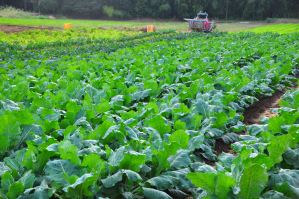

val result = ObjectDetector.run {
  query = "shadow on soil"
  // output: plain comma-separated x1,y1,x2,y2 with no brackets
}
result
204,74,299,167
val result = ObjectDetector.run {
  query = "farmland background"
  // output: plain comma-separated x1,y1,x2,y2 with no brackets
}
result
1,0,299,21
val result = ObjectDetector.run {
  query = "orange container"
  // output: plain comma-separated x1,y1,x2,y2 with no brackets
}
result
64,23,72,29
147,25,154,32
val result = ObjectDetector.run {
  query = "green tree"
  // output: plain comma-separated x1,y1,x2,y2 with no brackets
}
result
39,0,59,14
61,0,102,18
135,0,148,17
158,3,171,18
2,0,299,20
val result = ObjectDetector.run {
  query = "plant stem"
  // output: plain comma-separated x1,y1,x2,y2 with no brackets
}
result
132,186,141,194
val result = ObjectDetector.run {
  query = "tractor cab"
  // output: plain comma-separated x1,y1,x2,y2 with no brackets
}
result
196,12,208,20
184,12,216,33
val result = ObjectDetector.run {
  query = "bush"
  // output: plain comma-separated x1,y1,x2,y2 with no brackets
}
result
0,30,5,36
44,29,50,35
55,14,68,19
103,6,114,17
39,0,59,14
113,9,125,18
38,15,49,19
158,3,171,18
266,18,278,23
0,6,32,18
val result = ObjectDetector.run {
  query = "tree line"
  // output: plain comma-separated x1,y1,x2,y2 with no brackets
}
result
1,0,299,20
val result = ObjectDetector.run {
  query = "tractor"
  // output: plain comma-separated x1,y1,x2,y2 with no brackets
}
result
184,12,216,33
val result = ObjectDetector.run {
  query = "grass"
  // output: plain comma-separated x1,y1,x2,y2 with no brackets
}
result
0,17,146,28
242,23,299,34
216,23,267,32
0,6,50,19
276,18,299,24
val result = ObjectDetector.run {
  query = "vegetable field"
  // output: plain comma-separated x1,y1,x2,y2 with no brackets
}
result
244,23,299,34
0,17,146,28
0,29,299,199
0,28,139,45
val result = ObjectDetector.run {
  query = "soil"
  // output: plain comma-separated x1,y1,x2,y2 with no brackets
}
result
203,74,299,167
0,25,56,34
242,89,286,125
243,75,299,125
205,138,239,167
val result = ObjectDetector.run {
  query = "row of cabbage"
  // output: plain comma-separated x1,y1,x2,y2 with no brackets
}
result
0,31,298,199
0,29,177,62
188,84,299,199
0,29,176,51
0,27,139,45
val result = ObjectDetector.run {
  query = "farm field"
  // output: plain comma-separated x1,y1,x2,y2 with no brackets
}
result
0,27,140,45
0,17,147,28
0,23,299,199
244,23,299,33
0,16,275,33
0,17,188,31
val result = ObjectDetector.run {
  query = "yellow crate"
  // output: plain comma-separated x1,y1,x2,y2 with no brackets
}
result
147,25,154,32
64,23,72,29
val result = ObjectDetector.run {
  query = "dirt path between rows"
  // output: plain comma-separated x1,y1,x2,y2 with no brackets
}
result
204,74,299,167
242,89,287,125
0,25,56,34
243,74,299,125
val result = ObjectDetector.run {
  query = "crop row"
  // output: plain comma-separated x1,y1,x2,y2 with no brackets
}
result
0,27,140,45
0,31,298,199
1,29,176,53
0,29,176,52
244,23,299,34
0,30,219,62
187,82,299,199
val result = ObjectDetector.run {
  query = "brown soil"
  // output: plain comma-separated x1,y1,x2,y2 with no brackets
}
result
0,25,55,34
205,138,241,167
242,89,286,125
204,74,299,167
215,139,239,157
243,75,299,125
204,143,235,167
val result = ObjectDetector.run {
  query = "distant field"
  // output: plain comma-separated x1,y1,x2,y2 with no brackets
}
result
1,16,299,33
242,23,299,33
0,17,266,32
216,23,266,32
1,6,299,32
0,17,189,31
0,17,146,28
0,27,140,45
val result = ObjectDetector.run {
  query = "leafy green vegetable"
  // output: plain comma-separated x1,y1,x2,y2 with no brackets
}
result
238,164,268,199
1,29,299,199
187,172,216,197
